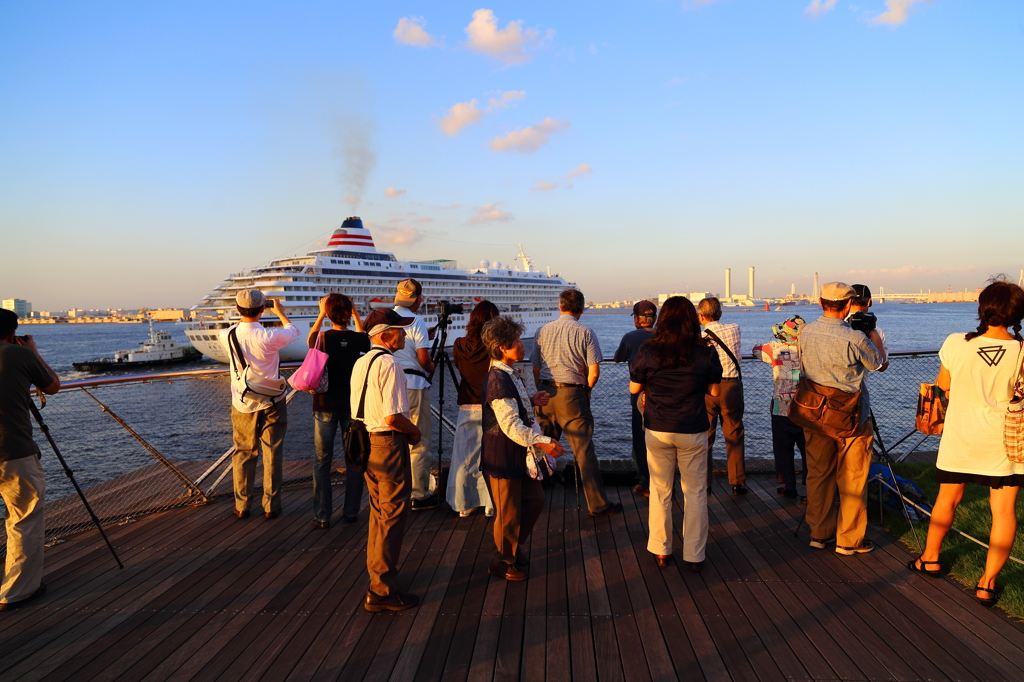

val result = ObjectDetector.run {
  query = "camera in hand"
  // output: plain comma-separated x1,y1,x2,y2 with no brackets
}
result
848,311,877,333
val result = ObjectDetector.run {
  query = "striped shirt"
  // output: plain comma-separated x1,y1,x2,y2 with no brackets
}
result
531,314,603,385
703,321,742,379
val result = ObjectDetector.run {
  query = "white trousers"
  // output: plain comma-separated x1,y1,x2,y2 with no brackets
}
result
407,388,434,500
0,455,46,604
646,430,708,562
446,408,492,512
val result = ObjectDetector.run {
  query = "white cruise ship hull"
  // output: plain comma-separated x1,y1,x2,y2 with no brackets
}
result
184,217,571,364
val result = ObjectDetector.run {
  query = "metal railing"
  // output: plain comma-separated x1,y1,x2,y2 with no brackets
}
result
0,351,941,557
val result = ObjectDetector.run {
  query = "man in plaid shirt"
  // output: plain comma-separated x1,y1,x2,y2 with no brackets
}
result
697,298,747,495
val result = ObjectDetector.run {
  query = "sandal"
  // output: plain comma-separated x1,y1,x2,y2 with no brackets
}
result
906,557,942,578
974,585,998,607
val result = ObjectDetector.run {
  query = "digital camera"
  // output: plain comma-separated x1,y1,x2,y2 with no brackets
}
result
848,311,877,333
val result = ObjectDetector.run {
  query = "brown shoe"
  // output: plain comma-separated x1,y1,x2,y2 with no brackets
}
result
488,561,527,581
265,511,279,520
232,508,249,519
655,554,672,567
632,484,650,498
0,583,46,611
364,591,419,612
687,560,704,573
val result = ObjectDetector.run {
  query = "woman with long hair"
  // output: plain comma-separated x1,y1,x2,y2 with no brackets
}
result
447,300,500,517
629,296,722,570
908,279,1024,605
307,294,369,527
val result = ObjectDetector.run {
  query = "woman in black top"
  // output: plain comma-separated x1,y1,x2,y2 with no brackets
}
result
308,294,369,528
447,301,499,517
629,296,722,570
480,317,565,580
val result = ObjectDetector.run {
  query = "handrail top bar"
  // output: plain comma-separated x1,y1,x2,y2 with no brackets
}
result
59,350,939,390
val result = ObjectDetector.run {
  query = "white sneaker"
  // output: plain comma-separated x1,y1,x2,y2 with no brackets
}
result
459,510,473,518
485,507,494,517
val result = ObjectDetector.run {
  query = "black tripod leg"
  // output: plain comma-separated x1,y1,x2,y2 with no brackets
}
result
871,411,921,553
29,402,124,569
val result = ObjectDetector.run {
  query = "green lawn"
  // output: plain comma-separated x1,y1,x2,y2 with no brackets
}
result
874,463,1024,621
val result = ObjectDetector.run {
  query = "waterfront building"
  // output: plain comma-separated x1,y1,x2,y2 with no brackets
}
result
2,298,31,317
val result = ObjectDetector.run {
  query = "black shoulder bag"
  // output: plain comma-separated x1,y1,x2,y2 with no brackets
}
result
704,328,742,380
344,350,391,474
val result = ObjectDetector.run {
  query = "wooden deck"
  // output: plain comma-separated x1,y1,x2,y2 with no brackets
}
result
2,473,1023,682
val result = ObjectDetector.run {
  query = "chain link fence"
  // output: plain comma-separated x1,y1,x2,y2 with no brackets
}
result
1,351,940,557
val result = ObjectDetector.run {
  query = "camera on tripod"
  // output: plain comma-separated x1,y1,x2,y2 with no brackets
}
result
849,311,877,333
436,300,464,321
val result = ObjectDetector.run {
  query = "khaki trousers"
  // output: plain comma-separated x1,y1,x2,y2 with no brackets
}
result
365,431,412,596
0,455,46,604
804,417,874,547
407,388,433,500
535,383,611,514
706,378,746,486
231,401,286,515
646,431,708,562
483,475,545,565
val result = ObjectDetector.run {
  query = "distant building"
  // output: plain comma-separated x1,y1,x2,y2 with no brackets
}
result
657,292,714,305
2,299,31,318
148,308,189,321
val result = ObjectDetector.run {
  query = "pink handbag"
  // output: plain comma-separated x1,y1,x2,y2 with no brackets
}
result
288,332,330,394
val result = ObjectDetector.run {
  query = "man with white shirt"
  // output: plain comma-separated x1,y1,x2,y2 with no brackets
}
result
392,279,437,510
351,308,422,612
220,289,300,520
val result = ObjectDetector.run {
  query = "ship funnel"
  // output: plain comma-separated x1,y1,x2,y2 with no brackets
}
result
318,216,378,253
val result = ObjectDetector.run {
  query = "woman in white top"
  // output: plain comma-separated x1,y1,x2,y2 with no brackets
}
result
909,280,1024,606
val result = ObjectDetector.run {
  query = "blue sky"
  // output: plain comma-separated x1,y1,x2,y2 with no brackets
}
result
1,1,1022,309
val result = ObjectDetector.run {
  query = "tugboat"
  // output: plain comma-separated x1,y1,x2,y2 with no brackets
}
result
73,320,202,372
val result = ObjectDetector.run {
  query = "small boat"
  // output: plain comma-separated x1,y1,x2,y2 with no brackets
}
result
73,321,202,372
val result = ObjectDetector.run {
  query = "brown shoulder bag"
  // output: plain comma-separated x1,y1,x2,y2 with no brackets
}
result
789,378,862,439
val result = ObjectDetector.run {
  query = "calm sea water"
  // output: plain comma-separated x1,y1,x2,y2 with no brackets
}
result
21,302,979,379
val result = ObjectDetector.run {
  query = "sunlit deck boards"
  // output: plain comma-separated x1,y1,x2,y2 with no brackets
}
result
2,475,1023,682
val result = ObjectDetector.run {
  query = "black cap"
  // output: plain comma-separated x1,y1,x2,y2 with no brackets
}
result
851,284,872,300
632,300,657,317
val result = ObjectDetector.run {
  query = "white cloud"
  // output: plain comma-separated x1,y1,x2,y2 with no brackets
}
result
439,100,484,136
488,117,571,153
872,0,929,26
567,163,592,179
439,91,525,136
393,16,442,47
467,202,514,224
531,180,559,191
804,0,837,17
339,195,358,204
376,225,424,246
383,187,406,198
464,9,552,65
414,216,433,223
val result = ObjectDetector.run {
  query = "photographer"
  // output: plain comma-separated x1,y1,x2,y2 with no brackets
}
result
0,309,60,610
798,282,884,556
847,284,888,372
392,279,437,510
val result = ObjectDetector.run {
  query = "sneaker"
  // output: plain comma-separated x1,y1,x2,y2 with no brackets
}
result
732,484,749,496
411,495,439,511
632,483,650,498
484,507,494,517
0,583,47,611
364,591,419,612
835,540,874,555
809,536,834,550
459,509,474,518
589,502,624,517
488,560,527,581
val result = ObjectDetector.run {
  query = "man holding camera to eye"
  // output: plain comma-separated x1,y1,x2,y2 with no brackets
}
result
0,309,60,610
392,278,437,510
847,284,888,372
220,289,299,520
798,282,884,556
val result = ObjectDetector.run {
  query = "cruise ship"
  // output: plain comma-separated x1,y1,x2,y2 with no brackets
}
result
184,217,573,363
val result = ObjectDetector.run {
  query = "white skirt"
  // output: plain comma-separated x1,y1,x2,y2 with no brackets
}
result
446,407,493,512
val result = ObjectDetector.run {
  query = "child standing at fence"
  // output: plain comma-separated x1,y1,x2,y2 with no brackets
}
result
752,316,806,499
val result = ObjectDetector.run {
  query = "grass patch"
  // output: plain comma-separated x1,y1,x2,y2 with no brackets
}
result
872,463,1024,621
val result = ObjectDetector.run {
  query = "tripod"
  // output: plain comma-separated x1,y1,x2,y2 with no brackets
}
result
28,393,123,569
428,312,460,504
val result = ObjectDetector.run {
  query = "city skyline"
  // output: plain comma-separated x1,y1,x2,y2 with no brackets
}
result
2,2,1022,310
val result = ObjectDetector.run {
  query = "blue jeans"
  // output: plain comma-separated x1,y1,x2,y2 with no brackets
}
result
313,408,362,522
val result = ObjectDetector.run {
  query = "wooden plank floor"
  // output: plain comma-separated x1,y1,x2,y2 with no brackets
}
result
2,474,1023,682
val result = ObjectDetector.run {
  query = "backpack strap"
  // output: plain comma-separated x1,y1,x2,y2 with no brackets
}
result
228,326,247,379
356,349,392,421
705,328,742,379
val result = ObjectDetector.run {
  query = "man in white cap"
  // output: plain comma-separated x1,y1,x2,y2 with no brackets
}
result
392,278,437,510
220,289,299,520
797,282,884,556
351,308,422,612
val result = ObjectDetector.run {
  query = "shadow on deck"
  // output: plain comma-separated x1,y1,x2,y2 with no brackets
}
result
2,472,1023,682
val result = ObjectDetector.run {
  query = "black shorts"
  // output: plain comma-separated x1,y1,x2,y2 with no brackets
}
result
935,468,1024,489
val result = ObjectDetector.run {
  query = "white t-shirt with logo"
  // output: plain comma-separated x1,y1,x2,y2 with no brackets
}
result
936,333,1024,477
